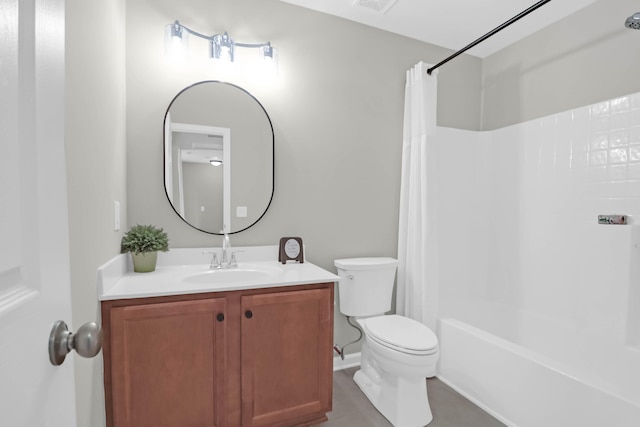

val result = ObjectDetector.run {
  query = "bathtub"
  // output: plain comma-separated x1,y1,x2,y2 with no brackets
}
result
438,316,640,427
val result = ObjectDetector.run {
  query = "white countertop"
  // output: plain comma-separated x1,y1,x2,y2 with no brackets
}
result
97,246,340,301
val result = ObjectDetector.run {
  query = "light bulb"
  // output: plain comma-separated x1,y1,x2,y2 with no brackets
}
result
164,22,188,61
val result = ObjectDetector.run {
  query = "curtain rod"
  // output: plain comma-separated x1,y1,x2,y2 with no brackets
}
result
427,0,552,75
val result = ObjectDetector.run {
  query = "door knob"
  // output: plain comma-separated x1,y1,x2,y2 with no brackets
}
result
49,320,103,366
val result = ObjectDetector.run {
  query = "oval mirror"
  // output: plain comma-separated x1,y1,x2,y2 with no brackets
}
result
163,81,274,234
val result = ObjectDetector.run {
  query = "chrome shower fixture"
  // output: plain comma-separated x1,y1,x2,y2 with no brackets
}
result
625,12,640,30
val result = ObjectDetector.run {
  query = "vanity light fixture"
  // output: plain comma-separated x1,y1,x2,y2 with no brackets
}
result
209,159,223,166
164,20,278,74
165,21,189,60
210,32,235,62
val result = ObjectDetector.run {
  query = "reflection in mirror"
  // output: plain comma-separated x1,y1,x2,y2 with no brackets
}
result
163,81,274,234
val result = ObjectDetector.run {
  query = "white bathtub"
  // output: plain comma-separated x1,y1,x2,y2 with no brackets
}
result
438,317,640,427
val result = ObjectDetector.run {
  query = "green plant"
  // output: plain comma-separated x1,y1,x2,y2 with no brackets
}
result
121,224,169,255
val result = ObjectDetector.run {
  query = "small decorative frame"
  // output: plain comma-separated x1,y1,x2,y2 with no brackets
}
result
278,237,304,264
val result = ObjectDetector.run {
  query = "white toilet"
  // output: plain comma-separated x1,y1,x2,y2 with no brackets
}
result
334,257,439,427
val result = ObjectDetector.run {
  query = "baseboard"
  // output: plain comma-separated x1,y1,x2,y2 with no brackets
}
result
333,352,361,371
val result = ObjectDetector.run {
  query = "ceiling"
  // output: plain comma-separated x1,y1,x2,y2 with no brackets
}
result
279,0,598,58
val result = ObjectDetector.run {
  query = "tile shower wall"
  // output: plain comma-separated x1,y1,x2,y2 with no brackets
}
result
437,91,640,403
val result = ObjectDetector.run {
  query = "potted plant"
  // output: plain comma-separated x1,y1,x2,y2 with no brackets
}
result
121,224,169,273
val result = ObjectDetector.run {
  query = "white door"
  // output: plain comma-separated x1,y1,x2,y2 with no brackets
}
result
0,0,78,426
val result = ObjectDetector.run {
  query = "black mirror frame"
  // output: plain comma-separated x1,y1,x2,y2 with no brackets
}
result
163,80,275,235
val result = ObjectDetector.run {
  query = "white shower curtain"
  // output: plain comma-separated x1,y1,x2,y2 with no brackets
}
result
396,62,439,331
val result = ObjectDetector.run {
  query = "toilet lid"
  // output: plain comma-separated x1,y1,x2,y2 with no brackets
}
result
364,315,438,355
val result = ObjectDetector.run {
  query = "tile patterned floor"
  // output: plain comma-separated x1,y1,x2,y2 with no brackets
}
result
315,368,506,427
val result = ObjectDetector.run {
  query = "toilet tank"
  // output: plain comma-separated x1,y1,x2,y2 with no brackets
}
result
334,257,399,317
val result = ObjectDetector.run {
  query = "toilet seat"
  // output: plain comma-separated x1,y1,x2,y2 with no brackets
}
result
363,315,438,356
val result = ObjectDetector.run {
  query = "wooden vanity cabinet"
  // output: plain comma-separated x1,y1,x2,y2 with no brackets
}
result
101,283,334,427
104,298,228,427
241,288,333,427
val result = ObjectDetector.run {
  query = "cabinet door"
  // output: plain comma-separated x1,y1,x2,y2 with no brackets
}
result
241,287,333,427
110,298,227,427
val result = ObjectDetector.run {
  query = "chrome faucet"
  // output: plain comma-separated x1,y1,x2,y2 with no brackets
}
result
211,232,238,269
221,232,231,267
205,232,240,269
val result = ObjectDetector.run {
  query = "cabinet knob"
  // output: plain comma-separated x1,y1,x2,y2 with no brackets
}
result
245,310,253,319
217,313,224,322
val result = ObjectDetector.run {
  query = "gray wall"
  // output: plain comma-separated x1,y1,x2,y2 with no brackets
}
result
125,0,482,351
482,0,640,130
65,0,127,426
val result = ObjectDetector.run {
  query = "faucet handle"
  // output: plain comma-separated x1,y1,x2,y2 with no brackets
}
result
211,252,219,268
229,249,244,267
203,250,219,269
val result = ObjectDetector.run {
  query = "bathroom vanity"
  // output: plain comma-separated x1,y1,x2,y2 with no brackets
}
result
98,247,338,427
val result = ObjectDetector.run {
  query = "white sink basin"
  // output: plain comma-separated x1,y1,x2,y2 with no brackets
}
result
183,265,281,285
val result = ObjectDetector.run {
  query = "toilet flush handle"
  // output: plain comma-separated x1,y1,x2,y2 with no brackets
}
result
347,274,354,280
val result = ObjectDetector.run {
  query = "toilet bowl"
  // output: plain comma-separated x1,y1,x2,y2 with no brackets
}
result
334,258,440,427
355,315,439,427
